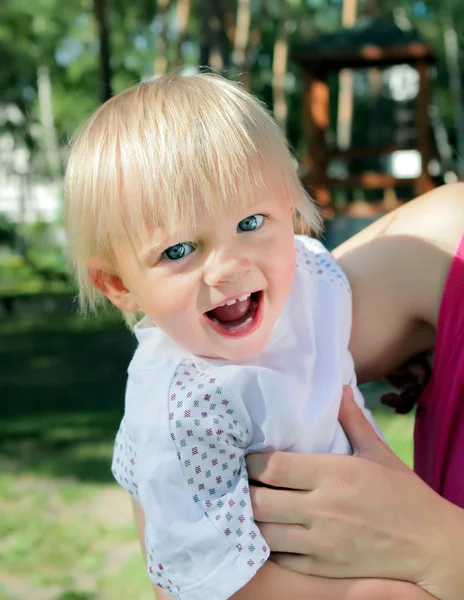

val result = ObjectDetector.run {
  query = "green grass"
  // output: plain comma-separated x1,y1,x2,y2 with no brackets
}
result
360,381,415,467
0,471,153,600
0,313,152,600
0,313,415,599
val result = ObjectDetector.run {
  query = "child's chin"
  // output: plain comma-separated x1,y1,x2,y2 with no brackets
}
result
220,337,269,362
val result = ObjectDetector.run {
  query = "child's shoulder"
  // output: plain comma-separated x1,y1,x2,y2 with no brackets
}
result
294,235,350,293
126,349,251,431
294,234,328,255
168,359,252,425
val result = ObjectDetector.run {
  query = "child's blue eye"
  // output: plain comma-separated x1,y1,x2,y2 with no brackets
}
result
237,214,265,232
162,243,195,261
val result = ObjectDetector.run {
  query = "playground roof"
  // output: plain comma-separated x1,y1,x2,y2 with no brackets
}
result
294,19,436,71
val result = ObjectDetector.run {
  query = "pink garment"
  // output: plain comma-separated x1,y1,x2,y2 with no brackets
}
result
414,232,464,508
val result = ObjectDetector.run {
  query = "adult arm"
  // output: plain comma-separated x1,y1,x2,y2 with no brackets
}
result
333,182,464,382
132,498,435,600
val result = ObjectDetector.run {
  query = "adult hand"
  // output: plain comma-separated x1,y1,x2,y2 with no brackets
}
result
247,387,464,600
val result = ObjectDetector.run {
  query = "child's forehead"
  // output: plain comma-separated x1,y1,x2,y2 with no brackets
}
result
154,197,261,238
140,189,281,246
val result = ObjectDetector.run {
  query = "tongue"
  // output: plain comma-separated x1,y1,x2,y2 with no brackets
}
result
209,297,251,323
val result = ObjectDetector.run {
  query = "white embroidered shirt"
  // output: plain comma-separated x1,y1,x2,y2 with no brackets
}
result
112,236,377,600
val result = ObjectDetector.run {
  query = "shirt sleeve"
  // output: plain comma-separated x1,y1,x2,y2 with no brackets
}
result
132,361,270,600
111,417,140,502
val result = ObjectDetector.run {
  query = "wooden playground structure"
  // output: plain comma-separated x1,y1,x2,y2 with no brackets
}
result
295,19,438,218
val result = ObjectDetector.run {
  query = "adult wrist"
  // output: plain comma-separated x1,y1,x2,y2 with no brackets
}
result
421,499,464,600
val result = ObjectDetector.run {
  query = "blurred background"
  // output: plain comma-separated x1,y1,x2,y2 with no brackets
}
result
1,1,463,598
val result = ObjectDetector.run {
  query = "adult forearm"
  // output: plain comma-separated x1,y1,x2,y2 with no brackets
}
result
425,501,464,600
232,562,435,600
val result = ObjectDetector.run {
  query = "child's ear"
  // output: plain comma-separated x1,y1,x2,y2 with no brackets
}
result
287,195,297,215
88,258,139,313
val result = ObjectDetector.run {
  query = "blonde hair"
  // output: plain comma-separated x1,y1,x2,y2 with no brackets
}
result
64,72,321,322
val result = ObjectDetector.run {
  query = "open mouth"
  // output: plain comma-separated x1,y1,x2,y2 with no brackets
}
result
204,291,263,337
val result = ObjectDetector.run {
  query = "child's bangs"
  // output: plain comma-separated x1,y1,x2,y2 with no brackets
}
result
114,84,305,242
121,150,302,246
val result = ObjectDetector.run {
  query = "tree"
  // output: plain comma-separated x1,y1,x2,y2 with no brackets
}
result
154,0,171,75
93,0,113,102
199,0,232,72
174,0,191,67
232,0,252,76
272,0,290,131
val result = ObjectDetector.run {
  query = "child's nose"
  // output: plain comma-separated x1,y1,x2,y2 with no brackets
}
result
203,253,252,287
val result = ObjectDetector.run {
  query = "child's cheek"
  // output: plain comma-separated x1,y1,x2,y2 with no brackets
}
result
156,279,194,316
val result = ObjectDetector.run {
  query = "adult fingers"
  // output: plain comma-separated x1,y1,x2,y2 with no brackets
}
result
339,388,410,473
246,450,341,491
258,522,312,554
269,552,315,576
338,386,387,455
250,484,310,524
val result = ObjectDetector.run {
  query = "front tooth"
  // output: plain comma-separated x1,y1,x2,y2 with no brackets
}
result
225,299,237,306
238,294,250,301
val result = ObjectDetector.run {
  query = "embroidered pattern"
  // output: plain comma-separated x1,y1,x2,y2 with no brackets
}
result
146,549,181,599
157,361,269,591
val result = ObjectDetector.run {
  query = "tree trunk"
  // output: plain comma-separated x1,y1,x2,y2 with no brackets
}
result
443,16,464,178
336,0,358,150
429,96,455,175
174,0,190,68
92,0,113,102
364,0,382,145
200,0,231,73
154,0,171,76
272,0,290,131
199,0,211,68
232,0,252,77
37,65,61,178
242,0,268,89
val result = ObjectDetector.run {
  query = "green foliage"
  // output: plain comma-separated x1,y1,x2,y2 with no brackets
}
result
0,0,463,280
0,216,17,248
0,218,71,295
1,0,463,173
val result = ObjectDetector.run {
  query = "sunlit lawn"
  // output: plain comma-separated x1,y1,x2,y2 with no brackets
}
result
0,312,414,600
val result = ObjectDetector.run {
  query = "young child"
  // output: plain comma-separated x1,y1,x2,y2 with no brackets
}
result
64,73,377,600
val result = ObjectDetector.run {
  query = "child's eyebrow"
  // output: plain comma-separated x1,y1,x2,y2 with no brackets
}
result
140,243,165,264
140,233,186,264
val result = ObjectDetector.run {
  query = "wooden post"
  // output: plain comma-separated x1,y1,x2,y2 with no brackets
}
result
303,70,332,216
415,61,434,195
